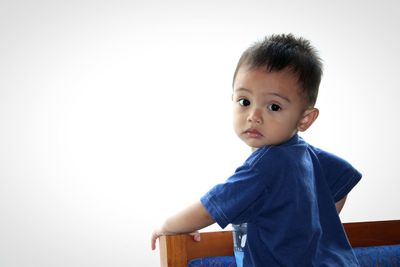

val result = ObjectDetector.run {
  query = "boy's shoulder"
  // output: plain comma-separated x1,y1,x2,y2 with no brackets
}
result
244,135,355,176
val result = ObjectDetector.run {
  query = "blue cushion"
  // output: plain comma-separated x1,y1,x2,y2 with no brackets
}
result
354,244,400,267
187,245,400,267
188,256,236,267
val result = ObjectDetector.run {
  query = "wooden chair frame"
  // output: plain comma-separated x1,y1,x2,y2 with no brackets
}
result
159,220,400,267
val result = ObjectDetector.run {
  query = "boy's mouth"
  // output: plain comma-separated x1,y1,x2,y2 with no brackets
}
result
244,128,263,138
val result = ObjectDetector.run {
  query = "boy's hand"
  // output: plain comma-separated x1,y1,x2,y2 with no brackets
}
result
151,230,201,250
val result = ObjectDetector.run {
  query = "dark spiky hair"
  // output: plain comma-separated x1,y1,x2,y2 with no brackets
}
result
232,34,323,107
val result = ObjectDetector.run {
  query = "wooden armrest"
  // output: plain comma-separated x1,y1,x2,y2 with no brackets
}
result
160,231,233,267
344,220,400,247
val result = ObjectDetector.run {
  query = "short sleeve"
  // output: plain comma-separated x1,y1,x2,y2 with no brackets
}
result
314,148,362,202
200,147,278,229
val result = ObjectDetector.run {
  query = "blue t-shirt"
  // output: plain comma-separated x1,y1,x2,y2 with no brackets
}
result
200,134,362,267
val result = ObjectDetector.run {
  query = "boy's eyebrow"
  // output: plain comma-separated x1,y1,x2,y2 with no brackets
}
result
267,92,291,103
234,87,252,93
234,87,291,103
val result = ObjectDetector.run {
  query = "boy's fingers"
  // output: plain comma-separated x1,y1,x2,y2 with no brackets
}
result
151,232,159,250
189,232,201,241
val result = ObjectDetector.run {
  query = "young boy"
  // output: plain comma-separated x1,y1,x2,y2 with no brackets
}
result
151,34,362,266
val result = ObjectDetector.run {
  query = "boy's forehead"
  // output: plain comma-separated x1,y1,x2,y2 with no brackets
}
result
234,65,301,89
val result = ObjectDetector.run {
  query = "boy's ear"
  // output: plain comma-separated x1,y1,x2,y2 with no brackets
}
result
297,108,319,132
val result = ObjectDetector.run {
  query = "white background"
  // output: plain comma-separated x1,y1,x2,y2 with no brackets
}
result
1,0,399,266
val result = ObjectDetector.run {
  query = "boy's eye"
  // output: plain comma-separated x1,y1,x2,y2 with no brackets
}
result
238,99,251,106
268,104,281,111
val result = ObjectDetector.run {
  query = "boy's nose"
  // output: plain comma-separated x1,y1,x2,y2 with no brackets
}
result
247,109,263,124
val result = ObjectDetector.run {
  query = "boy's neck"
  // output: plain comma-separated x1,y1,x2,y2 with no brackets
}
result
249,133,299,152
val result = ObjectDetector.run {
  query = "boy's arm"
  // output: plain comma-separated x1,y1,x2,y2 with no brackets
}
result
151,201,215,250
335,195,347,214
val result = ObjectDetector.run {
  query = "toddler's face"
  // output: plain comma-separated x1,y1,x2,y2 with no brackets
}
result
232,66,310,149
